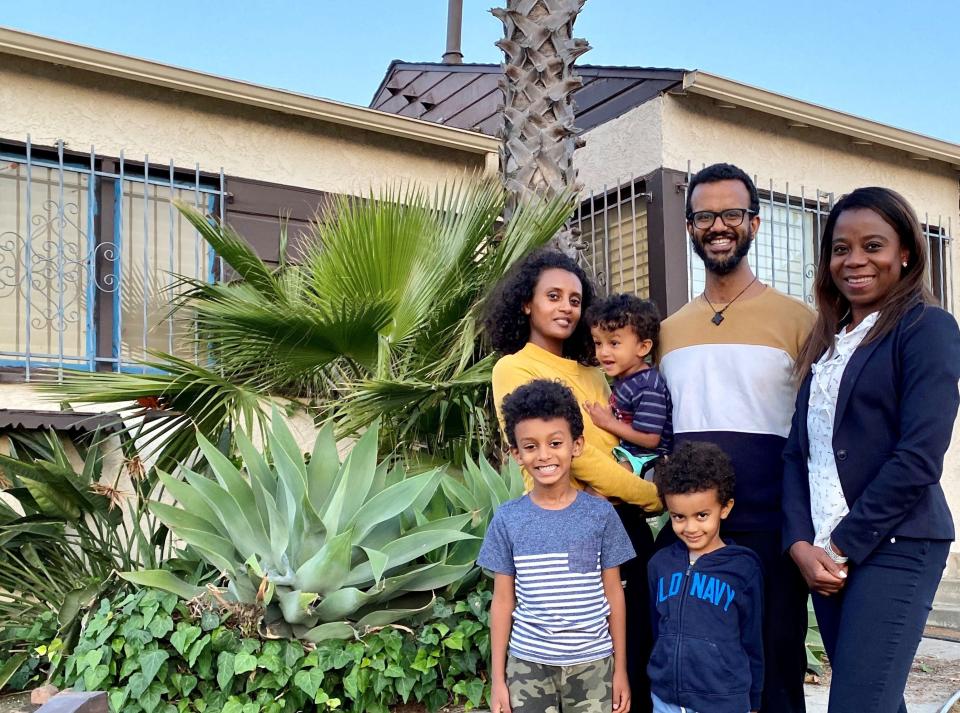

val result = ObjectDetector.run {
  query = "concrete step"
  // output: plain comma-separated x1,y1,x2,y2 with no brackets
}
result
935,577,960,603
927,602,960,630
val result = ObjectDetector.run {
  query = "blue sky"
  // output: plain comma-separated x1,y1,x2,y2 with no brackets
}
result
2,0,958,143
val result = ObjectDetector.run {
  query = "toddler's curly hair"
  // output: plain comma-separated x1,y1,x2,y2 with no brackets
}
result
654,441,736,504
585,294,661,351
500,379,584,448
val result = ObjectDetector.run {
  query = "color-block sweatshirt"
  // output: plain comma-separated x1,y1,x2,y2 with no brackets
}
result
648,541,764,713
659,287,814,531
492,342,661,511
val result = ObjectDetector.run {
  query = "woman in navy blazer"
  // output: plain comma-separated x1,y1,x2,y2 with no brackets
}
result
782,187,960,713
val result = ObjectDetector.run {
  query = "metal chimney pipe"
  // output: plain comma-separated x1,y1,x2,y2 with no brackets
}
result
442,0,464,64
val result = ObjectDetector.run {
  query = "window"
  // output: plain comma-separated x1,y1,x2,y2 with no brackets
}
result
0,139,224,378
576,179,651,297
924,222,952,311
0,157,94,371
115,176,217,368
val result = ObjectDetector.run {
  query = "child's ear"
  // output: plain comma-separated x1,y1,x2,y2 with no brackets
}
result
637,339,654,358
572,435,585,457
720,498,734,520
509,447,523,466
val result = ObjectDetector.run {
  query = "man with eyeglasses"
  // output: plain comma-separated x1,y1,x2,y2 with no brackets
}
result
657,163,815,712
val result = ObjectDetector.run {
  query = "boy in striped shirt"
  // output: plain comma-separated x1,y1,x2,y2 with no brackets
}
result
583,295,673,476
479,380,636,713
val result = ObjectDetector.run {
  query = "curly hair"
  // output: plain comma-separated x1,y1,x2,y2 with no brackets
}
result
654,441,736,505
483,249,597,365
500,379,584,448
584,294,662,352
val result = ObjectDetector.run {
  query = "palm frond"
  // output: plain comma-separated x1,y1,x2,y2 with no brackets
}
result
42,177,574,468
176,201,284,299
188,284,396,384
37,355,269,471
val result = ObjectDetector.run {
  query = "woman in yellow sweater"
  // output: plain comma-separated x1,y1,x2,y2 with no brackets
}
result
483,248,660,713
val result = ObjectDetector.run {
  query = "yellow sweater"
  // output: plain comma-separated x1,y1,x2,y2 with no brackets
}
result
491,342,662,511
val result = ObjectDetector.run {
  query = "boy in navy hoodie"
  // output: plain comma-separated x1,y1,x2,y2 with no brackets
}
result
647,442,763,713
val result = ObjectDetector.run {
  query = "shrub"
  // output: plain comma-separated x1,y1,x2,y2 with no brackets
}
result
0,611,59,692
57,584,491,713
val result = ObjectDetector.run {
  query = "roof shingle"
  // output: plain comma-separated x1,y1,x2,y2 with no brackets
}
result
371,62,685,135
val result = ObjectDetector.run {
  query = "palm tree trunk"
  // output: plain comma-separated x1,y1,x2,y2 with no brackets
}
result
493,0,590,257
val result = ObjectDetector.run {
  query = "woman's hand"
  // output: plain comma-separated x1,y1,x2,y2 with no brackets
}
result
584,401,618,431
490,679,511,713
789,541,848,595
612,668,631,712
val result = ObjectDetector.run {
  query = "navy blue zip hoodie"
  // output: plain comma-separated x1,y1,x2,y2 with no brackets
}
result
647,541,764,713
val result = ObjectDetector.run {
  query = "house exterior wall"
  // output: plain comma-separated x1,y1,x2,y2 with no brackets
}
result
0,55,490,196
575,97,665,196
0,53,491,461
660,92,958,225
0,382,322,457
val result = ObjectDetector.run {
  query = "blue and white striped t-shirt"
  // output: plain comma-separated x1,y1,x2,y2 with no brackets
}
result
477,492,636,666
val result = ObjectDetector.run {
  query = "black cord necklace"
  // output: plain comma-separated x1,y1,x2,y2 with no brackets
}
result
703,276,759,326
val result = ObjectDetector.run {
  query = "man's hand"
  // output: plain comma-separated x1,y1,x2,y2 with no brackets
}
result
612,668,631,712
490,679,511,713
584,401,618,431
789,541,848,595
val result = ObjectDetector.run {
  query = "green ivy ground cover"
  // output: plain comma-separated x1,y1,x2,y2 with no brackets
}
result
54,586,492,713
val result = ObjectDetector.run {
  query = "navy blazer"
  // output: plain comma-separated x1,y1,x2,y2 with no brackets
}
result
782,304,960,564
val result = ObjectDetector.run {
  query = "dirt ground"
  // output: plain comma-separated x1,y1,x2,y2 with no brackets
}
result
806,643,960,711
0,692,33,713
908,654,960,705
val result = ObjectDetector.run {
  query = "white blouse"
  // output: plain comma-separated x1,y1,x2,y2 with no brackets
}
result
806,312,879,548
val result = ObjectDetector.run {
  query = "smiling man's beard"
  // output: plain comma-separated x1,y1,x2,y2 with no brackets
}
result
691,227,754,276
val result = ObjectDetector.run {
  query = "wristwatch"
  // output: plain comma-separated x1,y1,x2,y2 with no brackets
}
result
824,539,849,564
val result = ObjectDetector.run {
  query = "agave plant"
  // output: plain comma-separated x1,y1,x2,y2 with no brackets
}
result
434,454,526,595
45,177,574,470
125,413,479,641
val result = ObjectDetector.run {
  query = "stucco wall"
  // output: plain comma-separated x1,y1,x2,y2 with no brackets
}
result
661,92,958,229
576,97,665,196
0,55,489,195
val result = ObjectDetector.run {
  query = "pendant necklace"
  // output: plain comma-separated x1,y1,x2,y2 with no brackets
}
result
703,276,758,326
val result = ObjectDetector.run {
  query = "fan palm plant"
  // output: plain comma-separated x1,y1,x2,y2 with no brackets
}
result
44,177,573,468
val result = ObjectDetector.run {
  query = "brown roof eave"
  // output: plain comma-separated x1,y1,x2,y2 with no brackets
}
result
0,409,123,434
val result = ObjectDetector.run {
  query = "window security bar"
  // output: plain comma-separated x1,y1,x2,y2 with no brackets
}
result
0,135,227,381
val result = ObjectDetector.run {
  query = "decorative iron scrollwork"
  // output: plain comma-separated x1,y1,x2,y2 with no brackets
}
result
0,199,106,332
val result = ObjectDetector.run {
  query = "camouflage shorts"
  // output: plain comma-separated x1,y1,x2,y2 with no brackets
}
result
506,654,613,713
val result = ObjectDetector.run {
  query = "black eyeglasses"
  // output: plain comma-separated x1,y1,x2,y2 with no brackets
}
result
687,208,757,230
